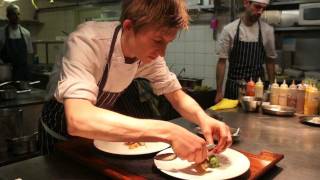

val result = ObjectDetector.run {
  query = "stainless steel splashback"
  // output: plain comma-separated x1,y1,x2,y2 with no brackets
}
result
293,38,320,71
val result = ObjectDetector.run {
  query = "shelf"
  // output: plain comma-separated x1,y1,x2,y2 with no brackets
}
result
275,26,320,31
0,19,43,26
271,0,320,6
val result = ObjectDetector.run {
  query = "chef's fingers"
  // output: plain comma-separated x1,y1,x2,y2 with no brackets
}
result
214,125,232,153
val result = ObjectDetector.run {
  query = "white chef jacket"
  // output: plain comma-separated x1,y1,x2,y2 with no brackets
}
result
217,18,277,60
53,21,181,104
0,25,33,54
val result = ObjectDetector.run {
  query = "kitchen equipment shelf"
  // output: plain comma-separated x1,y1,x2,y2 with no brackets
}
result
271,0,320,6
0,19,43,26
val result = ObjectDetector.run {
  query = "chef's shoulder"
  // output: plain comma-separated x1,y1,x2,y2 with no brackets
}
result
18,26,31,39
69,21,119,40
260,20,274,34
223,19,240,33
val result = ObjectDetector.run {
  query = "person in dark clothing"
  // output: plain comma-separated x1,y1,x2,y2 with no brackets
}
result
0,4,33,81
215,0,276,102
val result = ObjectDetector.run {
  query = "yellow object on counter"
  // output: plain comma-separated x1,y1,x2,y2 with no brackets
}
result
210,98,239,111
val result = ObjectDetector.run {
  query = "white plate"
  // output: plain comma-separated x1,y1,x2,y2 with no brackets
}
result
93,140,170,155
154,148,250,180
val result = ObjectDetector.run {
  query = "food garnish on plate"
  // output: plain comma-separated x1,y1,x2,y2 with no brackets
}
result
124,142,146,149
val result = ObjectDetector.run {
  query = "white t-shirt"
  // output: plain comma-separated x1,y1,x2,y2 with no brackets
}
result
0,25,33,54
217,18,277,60
53,21,181,104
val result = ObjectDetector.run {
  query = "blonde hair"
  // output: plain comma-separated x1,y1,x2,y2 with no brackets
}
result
120,0,190,32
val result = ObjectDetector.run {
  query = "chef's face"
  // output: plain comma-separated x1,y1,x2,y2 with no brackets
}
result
7,9,20,25
127,23,179,64
245,1,267,23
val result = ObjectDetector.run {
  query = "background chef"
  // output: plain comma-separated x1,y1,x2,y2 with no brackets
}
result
215,0,277,102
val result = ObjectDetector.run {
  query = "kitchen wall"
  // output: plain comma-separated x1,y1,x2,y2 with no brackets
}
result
166,25,218,88
1,0,232,89
0,1,35,20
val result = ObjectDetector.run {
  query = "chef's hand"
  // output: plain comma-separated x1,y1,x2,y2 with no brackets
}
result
214,91,224,104
169,124,208,163
199,117,232,154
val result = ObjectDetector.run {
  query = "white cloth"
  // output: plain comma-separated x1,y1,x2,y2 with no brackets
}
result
250,0,270,4
217,18,277,60
53,21,181,104
0,25,33,54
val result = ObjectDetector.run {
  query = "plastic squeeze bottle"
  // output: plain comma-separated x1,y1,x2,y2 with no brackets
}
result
278,80,288,106
270,78,280,105
246,77,255,96
304,84,319,115
296,83,306,114
287,80,297,108
255,77,264,99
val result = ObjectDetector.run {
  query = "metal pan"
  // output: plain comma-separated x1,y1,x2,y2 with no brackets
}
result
262,104,296,116
300,116,320,127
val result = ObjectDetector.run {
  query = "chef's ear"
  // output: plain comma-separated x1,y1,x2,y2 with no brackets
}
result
122,19,134,32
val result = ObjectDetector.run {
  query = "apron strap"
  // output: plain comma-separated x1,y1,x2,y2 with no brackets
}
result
40,116,68,141
99,24,122,91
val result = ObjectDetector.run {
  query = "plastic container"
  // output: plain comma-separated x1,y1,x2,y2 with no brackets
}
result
270,79,280,105
287,80,297,108
304,84,319,115
255,77,264,99
246,78,255,96
278,80,288,106
296,84,305,114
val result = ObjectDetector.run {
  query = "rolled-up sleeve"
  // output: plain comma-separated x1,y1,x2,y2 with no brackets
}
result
136,57,181,95
265,27,278,59
54,32,104,104
217,27,231,59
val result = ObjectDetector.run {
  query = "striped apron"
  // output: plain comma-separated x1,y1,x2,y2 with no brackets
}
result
39,25,123,154
224,20,266,99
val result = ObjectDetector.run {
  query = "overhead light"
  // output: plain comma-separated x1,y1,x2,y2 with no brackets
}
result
4,0,18,2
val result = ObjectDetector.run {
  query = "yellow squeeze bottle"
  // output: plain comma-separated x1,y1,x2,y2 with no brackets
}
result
270,78,279,105
255,77,264,99
278,80,288,106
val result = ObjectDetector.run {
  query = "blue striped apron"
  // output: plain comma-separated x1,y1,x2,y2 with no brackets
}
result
39,25,123,154
224,20,266,99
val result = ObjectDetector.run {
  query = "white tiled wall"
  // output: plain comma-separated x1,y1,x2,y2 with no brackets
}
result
166,24,219,89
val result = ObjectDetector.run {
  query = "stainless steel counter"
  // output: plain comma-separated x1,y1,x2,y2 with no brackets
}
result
173,108,320,180
0,108,319,179
0,89,47,108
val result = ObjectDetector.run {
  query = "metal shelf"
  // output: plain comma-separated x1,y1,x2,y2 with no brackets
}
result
271,0,320,6
275,26,320,31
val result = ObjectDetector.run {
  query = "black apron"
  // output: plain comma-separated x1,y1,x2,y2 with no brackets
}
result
0,26,29,81
39,25,123,154
224,20,266,99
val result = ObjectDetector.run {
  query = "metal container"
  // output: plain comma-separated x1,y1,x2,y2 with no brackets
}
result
0,64,12,82
240,96,262,112
262,104,296,116
6,132,38,155
0,108,23,153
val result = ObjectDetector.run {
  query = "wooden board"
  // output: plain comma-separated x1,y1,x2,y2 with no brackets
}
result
55,138,284,180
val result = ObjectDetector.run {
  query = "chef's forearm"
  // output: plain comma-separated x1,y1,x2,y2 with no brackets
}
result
64,98,175,143
266,57,275,81
216,58,226,92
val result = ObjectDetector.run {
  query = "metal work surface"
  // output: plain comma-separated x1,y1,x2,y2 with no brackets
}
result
0,89,47,108
202,108,320,180
0,108,319,179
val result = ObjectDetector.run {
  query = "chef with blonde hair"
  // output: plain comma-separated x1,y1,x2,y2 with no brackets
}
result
215,0,277,102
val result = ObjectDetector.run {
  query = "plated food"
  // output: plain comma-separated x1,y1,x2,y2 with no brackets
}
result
93,140,170,155
124,142,146,149
154,147,250,180
300,116,320,127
